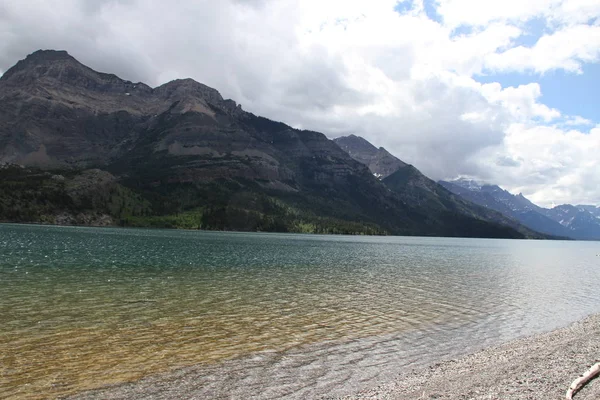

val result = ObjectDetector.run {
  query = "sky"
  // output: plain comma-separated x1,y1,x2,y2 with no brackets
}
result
0,0,598,207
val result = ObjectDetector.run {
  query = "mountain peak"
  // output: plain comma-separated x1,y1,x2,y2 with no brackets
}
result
25,49,75,62
334,135,407,178
155,78,224,104
0,48,130,91
334,135,378,154
1,50,74,82
450,177,483,191
0,50,76,73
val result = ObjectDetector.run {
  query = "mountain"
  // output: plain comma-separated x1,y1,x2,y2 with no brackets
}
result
578,205,600,219
439,179,600,240
334,135,550,239
333,135,406,178
0,49,243,167
544,204,600,240
0,50,542,238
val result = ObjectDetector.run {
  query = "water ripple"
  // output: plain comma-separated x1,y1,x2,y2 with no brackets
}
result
0,224,599,399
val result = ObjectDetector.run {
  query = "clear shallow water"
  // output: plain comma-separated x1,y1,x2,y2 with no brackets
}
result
1,224,599,399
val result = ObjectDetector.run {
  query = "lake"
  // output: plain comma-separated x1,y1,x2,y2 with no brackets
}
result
1,224,599,399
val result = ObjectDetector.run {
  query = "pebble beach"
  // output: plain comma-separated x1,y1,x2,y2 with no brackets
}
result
341,313,600,400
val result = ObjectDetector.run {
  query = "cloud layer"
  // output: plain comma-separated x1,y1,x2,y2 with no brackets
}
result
1,0,598,207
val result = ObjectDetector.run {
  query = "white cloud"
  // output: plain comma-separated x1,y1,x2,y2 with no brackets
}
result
0,0,598,206
485,24,600,74
481,124,600,207
481,83,561,122
549,0,600,25
562,116,594,127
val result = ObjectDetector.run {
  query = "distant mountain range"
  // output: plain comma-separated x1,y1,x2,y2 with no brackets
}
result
0,49,551,239
333,135,552,239
439,179,600,240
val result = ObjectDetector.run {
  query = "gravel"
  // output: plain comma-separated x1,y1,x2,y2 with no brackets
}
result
339,313,600,400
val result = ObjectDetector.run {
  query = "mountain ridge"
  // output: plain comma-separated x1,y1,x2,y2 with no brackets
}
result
0,50,548,238
440,178,600,240
334,135,553,239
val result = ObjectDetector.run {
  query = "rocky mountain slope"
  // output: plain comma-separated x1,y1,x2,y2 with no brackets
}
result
578,205,600,219
545,204,600,240
333,135,406,178
0,50,545,238
334,135,550,238
439,179,600,240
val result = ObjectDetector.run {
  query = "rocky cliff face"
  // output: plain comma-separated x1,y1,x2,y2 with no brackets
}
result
0,50,541,238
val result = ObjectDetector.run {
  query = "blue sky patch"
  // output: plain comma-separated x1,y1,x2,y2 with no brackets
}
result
513,17,548,47
423,0,441,23
394,0,442,22
393,1,413,15
450,25,473,37
476,64,600,125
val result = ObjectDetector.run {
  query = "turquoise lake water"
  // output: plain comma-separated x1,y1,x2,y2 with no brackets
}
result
1,224,599,399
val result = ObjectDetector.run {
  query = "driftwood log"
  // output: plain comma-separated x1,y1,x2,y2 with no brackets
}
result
565,362,600,399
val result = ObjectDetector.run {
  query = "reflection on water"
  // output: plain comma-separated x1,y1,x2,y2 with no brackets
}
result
1,224,599,399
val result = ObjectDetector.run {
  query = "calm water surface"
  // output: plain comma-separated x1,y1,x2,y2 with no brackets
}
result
1,224,599,399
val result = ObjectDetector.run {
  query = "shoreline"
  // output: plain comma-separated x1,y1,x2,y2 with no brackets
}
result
67,313,600,400
0,221,576,241
340,313,600,400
